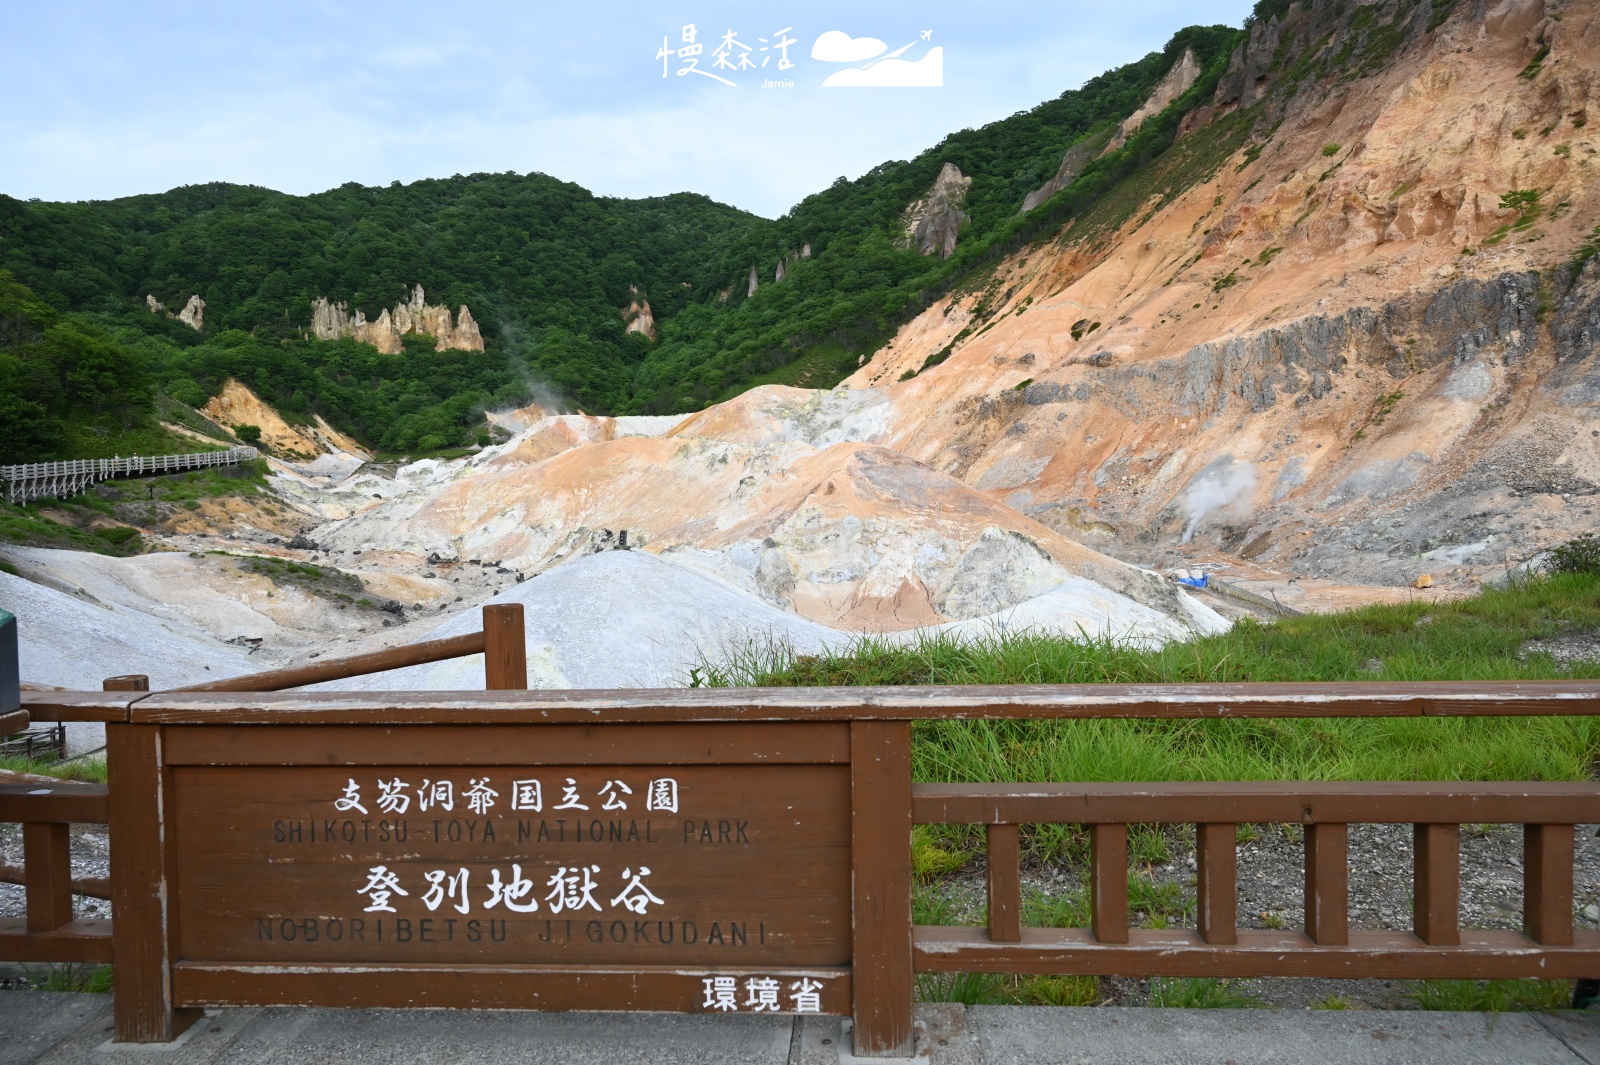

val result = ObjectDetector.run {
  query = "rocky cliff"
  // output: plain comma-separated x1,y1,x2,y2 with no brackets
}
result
902,162,972,258
847,0,1600,593
1107,47,1201,152
310,284,484,354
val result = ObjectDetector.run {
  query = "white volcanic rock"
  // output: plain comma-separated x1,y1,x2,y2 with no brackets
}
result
314,548,1217,692
314,550,850,691
308,406,1217,634
2,568,255,692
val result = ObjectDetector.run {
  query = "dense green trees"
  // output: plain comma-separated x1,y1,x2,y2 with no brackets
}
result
0,25,1244,457
0,272,155,463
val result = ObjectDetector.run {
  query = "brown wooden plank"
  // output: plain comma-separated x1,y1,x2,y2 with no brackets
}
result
103,675,150,692
170,762,852,967
0,783,109,824
913,926,1600,978
986,824,1021,943
174,632,486,693
0,918,114,963
0,863,109,900
121,680,1600,726
21,691,142,723
173,963,850,1014
1090,823,1128,944
0,710,28,737
912,782,1600,826
850,721,913,1058
161,723,850,766
482,604,527,691
1525,823,1575,946
23,822,73,933
1414,824,1460,946
1305,823,1348,946
108,724,201,1043
1196,823,1236,945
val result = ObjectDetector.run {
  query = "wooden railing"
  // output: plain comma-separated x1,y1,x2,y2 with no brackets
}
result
0,780,112,963
0,604,525,967
8,654,1600,1052
913,781,1599,978
1,446,259,504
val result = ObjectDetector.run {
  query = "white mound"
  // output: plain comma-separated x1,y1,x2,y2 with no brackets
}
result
315,550,851,691
1,570,257,691
930,574,1225,647
317,550,1223,692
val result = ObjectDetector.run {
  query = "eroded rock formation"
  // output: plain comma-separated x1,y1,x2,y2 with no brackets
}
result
310,284,484,354
1107,48,1200,153
622,286,656,339
145,294,205,331
1021,132,1111,214
902,162,971,258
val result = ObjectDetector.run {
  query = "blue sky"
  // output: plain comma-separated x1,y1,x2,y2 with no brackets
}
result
2,1,1255,218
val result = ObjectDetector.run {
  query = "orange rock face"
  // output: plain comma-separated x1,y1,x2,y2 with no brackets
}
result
846,0,1600,589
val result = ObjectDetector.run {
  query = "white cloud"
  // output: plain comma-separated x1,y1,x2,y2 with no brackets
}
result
823,47,944,87
810,30,888,62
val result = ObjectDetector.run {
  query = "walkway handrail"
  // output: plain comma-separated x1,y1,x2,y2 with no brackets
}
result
1,446,259,504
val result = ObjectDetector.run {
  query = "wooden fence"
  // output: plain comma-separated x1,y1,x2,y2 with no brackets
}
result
1,446,259,505
4,607,1600,1056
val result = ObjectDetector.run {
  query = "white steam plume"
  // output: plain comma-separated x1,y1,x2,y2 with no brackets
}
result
1179,460,1258,544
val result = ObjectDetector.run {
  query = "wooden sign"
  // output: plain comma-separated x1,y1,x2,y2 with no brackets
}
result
148,723,857,1017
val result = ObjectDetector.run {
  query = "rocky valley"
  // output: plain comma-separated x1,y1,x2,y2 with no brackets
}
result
4,0,1599,695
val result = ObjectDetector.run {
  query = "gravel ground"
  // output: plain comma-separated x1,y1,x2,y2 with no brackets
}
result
921,821,1600,1009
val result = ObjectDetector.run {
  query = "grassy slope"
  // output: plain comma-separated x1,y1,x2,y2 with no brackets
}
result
701,574,1600,787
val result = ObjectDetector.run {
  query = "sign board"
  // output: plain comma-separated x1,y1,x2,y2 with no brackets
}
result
155,723,855,1015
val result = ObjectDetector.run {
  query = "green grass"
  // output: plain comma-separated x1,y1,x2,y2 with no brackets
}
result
21,963,114,993
915,972,1101,1007
0,504,134,555
698,574,1600,807
0,756,108,783
714,342,860,402
50,415,224,463
1147,977,1262,1008
1406,979,1569,1011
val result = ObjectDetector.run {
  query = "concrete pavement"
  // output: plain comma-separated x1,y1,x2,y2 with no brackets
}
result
4,993,1600,1064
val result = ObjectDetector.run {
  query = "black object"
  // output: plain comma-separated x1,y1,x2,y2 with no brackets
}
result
0,609,18,714
1574,978,1600,1009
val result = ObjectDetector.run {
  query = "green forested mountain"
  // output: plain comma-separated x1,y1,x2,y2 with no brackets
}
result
0,24,1241,462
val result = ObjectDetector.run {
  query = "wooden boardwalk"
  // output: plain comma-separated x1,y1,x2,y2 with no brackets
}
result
0,446,258,504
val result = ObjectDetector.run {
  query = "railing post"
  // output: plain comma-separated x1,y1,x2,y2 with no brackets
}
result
104,675,150,693
1304,823,1348,945
986,823,1021,942
1525,824,1575,945
1089,823,1128,943
1413,823,1460,945
850,721,913,1058
1196,823,1237,944
23,821,73,933
482,604,527,690
108,722,200,1042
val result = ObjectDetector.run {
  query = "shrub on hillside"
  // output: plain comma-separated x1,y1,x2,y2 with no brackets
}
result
1545,534,1600,576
